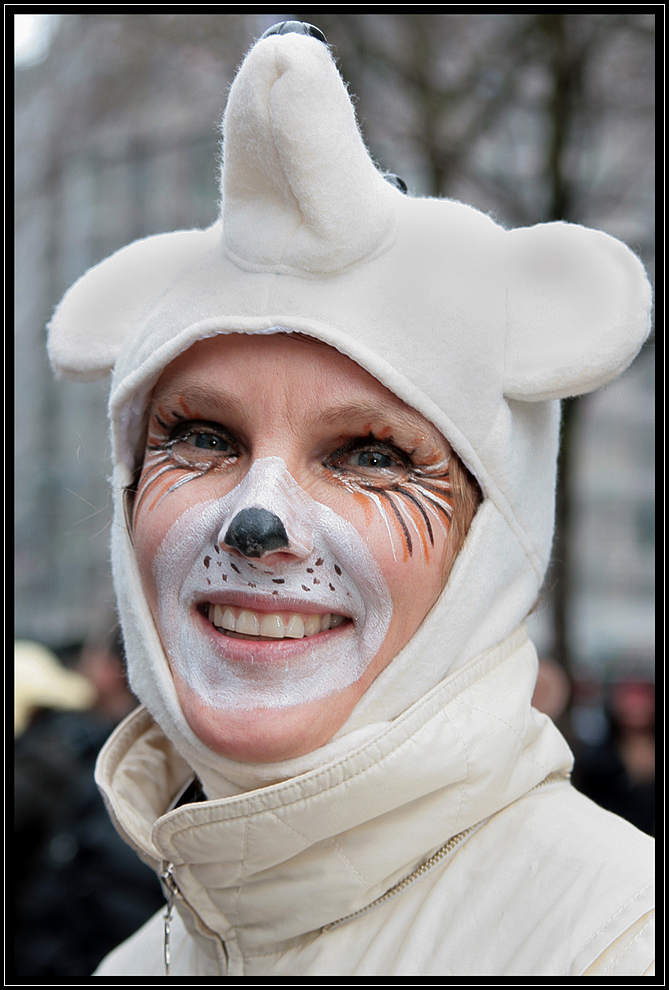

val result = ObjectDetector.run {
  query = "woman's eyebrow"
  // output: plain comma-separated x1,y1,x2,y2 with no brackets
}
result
149,382,253,421
318,402,443,446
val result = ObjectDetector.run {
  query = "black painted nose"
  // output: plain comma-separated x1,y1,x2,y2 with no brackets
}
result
223,507,290,559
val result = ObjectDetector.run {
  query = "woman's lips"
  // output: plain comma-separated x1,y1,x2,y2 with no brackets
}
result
202,603,350,641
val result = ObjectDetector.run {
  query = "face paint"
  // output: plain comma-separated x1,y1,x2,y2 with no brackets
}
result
152,457,393,710
332,451,453,563
132,402,232,517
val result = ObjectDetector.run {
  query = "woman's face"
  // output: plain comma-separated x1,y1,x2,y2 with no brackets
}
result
133,333,459,762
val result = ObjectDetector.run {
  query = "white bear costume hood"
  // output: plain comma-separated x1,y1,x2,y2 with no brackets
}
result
47,25,651,796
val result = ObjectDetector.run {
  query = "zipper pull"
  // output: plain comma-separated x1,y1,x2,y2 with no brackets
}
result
160,863,180,976
160,860,228,975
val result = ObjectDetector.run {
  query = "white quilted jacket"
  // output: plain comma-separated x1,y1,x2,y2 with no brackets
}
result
94,627,654,977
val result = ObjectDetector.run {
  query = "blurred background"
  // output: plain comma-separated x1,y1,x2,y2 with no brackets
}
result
13,11,655,976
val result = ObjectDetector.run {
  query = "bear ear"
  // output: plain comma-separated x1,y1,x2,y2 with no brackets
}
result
47,227,217,382
503,222,652,402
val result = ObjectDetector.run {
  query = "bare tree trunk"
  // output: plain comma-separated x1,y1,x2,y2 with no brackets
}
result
537,13,586,676
551,396,578,674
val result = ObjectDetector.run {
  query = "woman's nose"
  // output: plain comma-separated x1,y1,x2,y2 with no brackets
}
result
216,457,315,560
220,507,291,559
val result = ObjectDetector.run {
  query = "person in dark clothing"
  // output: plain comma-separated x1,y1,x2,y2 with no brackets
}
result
572,677,655,837
13,642,165,979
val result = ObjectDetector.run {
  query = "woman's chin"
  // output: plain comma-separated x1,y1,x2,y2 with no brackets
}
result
174,678,366,764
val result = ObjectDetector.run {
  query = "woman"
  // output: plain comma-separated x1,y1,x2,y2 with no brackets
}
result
47,23,654,977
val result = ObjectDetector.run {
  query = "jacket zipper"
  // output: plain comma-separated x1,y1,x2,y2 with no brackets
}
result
320,821,481,933
160,861,231,977
160,863,180,976
320,770,571,934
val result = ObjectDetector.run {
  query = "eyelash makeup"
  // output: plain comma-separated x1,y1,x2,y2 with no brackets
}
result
327,436,453,562
131,408,239,522
337,466,452,562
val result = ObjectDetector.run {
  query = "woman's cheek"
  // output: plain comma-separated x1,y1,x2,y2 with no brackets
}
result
132,494,188,615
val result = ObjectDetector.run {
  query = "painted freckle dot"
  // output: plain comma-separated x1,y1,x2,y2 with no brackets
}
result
329,583,335,591
313,578,320,585
306,568,314,574
230,563,241,574
272,578,285,585
334,564,342,576
315,558,324,566
222,574,227,582
203,556,211,569
301,585,310,592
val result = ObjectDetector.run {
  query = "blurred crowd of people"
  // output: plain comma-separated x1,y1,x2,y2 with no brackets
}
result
13,631,165,979
532,656,655,837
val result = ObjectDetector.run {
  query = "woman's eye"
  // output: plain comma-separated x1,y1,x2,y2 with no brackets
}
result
346,450,397,470
162,421,240,461
330,440,410,480
182,432,233,453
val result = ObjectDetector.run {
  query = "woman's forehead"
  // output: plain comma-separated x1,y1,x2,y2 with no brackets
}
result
155,330,368,386
150,332,449,448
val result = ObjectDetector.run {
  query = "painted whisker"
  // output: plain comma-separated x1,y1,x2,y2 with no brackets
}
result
133,456,212,522
419,498,452,543
418,489,453,519
151,471,209,509
134,458,179,510
374,488,413,558
395,493,433,558
360,489,401,562
411,476,452,496
395,488,435,547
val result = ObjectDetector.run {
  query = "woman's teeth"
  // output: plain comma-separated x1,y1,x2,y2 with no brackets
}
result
207,604,347,640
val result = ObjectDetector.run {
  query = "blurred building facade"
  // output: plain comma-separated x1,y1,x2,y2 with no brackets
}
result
15,13,654,680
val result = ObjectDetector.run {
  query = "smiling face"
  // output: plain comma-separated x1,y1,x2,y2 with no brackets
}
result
131,333,468,762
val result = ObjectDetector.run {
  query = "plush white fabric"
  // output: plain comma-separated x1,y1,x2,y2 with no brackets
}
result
222,35,397,274
47,29,651,793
